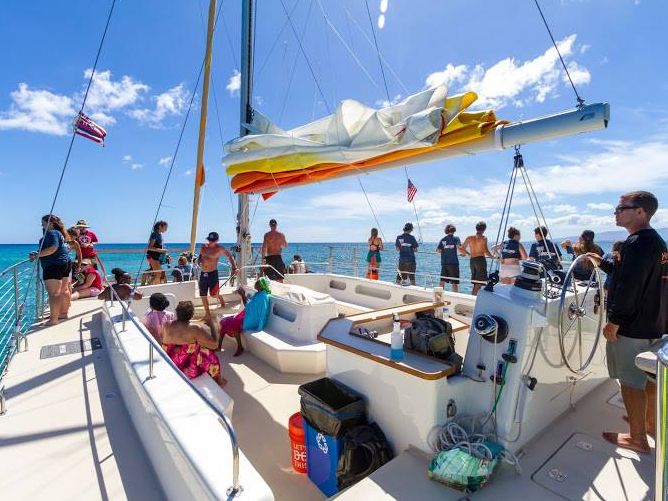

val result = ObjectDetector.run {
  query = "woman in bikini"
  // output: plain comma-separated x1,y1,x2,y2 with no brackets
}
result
366,228,383,279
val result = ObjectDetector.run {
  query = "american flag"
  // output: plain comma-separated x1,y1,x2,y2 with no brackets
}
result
73,112,107,145
407,178,417,203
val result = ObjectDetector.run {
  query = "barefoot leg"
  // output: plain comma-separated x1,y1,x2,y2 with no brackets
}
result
233,331,244,357
603,384,651,453
201,295,211,322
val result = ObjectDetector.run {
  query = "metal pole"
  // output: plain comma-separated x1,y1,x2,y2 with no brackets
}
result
35,275,41,320
12,268,19,322
148,345,155,379
352,247,358,277
236,0,256,287
189,0,217,255
121,307,126,332
327,246,334,274
656,349,668,500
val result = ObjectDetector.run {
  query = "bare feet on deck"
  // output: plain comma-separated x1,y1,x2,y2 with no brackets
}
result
621,415,656,438
602,432,651,454
218,377,228,388
233,346,244,357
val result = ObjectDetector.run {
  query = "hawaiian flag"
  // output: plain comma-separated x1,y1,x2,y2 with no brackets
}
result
407,178,417,203
73,112,107,145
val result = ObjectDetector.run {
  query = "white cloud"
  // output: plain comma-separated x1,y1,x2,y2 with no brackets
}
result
0,83,75,135
83,69,148,119
425,64,468,90
226,70,241,96
184,169,193,176
587,202,613,210
158,156,172,166
376,94,403,108
380,0,388,13
377,15,385,29
425,34,591,109
129,84,187,127
122,155,133,162
548,204,578,214
131,163,143,170
0,70,187,135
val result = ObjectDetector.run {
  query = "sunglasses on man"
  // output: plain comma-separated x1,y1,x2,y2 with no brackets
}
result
613,205,639,214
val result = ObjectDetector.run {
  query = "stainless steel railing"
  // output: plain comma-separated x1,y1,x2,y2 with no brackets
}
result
656,344,668,500
106,286,242,496
0,259,46,384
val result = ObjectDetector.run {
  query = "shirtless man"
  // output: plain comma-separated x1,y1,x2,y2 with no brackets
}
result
198,231,237,321
461,221,493,296
262,219,287,283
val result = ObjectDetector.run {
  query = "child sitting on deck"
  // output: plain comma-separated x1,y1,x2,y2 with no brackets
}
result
142,293,175,343
162,300,225,387
219,277,272,357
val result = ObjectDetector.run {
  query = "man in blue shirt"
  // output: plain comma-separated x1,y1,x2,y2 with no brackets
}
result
395,223,419,285
436,224,464,292
529,225,562,270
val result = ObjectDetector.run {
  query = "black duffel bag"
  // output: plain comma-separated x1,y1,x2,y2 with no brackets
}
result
298,377,367,437
337,422,394,490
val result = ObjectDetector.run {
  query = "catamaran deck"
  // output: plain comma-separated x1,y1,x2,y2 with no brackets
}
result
0,298,657,500
0,300,163,500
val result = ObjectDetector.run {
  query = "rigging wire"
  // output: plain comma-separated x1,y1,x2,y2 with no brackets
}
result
533,0,585,108
314,0,382,95
19,0,118,313
363,0,423,243
279,0,331,114
342,7,409,95
131,1,225,289
256,0,301,77
488,151,520,275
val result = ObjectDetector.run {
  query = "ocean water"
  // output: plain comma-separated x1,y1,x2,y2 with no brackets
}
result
2,239,616,292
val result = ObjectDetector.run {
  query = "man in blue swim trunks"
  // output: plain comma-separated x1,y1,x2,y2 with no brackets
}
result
198,231,237,322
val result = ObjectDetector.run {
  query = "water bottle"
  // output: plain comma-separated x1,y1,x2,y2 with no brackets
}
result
442,304,450,320
390,313,404,361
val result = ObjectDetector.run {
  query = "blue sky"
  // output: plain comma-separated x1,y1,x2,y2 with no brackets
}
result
0,0,667,244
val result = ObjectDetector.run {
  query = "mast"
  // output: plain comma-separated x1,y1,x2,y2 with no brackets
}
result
236,0,255,285
189,0,217,255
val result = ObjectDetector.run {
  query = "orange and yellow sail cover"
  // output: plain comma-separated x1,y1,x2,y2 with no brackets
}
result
223,85,505,195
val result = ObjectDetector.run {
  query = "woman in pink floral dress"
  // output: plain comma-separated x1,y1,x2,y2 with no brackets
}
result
162,300,225,386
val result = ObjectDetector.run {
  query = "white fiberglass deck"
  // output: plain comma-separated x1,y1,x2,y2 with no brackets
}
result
0,300,163,500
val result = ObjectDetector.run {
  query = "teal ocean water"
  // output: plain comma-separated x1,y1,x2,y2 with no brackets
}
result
2,240,615,291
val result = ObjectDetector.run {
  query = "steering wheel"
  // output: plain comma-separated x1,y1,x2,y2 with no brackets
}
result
557,254,604,373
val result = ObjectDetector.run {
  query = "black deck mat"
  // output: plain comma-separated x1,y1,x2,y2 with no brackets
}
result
39,338,103,359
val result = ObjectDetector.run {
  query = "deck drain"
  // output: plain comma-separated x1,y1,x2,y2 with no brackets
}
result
39,338,103,359
548,468,568,482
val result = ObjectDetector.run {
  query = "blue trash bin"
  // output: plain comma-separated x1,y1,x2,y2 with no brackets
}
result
304,420,342,497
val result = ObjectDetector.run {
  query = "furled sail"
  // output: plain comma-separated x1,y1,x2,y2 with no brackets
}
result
223,85,506,195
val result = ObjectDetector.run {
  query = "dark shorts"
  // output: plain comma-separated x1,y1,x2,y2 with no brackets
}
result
264,255,285,280
470,256,488,282
43,261,72,281
440,264,460,284
396,261,416,285
199,270,220,297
